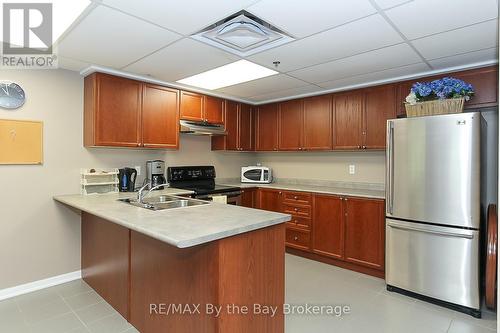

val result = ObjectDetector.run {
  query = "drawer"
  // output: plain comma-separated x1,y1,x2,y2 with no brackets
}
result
283,191,312,205
286,228,311,250
282,203,311,218
289,216,311,229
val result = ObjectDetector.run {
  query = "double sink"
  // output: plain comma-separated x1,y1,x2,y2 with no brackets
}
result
119,195,208,211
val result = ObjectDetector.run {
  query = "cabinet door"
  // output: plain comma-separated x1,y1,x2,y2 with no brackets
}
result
344,197,385,270
257,189,282,212
303,95,333,150
180,91,204,121
240,188,257,208
456,66,498,109
333,92,363,149
224,100,239,150
204,96,224,124
278,99,303,150
94,74,142,147
363,85,396,149
256,103,278,151
312,194,344,259
239,103,253,151
142,84,179,149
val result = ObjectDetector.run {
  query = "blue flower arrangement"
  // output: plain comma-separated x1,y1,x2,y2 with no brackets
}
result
406,77,474,105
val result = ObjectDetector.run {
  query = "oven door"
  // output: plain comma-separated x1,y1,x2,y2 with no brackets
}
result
196,191,242,206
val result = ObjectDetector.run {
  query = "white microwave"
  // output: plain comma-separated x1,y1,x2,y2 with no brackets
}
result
241,166,273,184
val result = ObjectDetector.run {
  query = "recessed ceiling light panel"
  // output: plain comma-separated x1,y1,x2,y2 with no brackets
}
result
177,60,278,90
191,11,295,57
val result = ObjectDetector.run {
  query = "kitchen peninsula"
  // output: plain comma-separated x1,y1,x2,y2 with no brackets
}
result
54,189,290,333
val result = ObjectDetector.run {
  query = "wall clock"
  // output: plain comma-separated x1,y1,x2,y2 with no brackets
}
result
0,81,26,109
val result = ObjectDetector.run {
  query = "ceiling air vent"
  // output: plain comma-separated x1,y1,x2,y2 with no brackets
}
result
191,11,295,57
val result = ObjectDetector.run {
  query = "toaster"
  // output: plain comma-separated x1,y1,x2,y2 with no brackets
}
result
241,166,273,184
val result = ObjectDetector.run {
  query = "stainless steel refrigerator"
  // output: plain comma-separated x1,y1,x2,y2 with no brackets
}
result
385,112,481,318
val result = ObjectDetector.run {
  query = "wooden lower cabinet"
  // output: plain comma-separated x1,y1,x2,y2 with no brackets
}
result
240,187,257,208
256,188,385,278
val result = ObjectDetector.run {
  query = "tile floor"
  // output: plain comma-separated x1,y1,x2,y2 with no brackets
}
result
0,254,496,333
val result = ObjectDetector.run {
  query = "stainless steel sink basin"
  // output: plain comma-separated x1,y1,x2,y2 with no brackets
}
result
118,195,208,211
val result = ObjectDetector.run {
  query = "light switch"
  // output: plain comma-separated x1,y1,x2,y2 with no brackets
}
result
349,165,356,175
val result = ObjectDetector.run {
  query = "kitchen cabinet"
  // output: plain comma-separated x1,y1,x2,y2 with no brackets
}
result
211,101,253,151
312,194,344,259
84,73,179,149
344,197,385,270
303,95,333,150
278,99,303,150
333,92,364,149
363,85,396,149
142,84,179,149
257,188,282,212
240,188,257,208
84,73,142,147
180,92,225,124
179,91,204,121
256,103,279,151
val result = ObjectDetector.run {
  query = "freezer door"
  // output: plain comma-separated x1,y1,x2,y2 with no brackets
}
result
386,219,480,309
386,113,480,228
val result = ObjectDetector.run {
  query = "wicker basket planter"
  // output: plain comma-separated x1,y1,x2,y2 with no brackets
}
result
405,97,465,117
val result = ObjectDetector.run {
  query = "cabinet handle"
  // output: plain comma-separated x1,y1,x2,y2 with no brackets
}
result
279,192,282,195
294,196,298,200
357,145,361,149
298,147,302,150
294,236,299,241
362,145,367,149
294,208,298,212
273,148,278,151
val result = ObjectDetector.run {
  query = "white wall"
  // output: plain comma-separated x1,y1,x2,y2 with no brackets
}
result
255,151,386,184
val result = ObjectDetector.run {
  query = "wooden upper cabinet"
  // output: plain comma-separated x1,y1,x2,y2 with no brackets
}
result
180,91,204,121
85,73,142,147
312,194,344,259
256,103,278,151
239,103,253,151
333,92,364,149
456,66,498,109
363,85,396,149
278,99,303,150
224,100,239,150
303,95,333,150
142,84,179,149
344,197,385,270
204,96,224,124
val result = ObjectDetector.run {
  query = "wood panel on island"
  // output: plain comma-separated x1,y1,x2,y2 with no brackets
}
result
252,188,385,278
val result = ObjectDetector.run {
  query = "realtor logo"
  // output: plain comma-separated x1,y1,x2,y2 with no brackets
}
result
1,3,57,68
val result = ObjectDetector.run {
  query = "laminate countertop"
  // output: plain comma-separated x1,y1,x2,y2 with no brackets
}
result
54,188,290,248
217,179,386,199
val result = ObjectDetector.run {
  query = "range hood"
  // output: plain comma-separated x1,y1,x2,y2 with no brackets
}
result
180,120,226,136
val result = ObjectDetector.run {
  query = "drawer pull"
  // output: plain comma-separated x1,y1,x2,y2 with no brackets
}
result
294,236,299,241
294,208,298,212
294,196,298,200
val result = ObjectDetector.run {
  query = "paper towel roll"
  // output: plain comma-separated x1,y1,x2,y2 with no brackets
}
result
212,195,227,204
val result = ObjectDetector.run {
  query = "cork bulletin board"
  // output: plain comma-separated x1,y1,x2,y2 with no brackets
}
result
0,119,43,165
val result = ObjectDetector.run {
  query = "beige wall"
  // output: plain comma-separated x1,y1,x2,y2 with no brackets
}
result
255,151,386,184
0,69,250,290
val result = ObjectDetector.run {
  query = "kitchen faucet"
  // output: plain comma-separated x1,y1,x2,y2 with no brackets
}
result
136,182,169,203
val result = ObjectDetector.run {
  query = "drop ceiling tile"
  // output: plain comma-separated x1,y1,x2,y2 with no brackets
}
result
412,20,498,60
385,0,498,39
246,0,376,38
57,56,91,72
247,85,322,103
102,0,258,35
373,0,411,10
289,43,422,84
248,14,403,72
58,6,181,68
317,63,430,89
216,74,309,98
124,38,239,82
429,48,499,70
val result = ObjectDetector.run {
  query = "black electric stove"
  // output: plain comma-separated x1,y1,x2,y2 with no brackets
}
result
167,166,241,198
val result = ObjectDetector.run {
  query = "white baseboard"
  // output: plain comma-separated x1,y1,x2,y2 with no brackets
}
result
0,270,82,301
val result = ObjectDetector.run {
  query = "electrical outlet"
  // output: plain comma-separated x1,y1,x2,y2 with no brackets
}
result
349,165,356,175
135,166,141,176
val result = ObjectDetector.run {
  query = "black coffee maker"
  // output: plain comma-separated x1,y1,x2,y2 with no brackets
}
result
118,167,137,192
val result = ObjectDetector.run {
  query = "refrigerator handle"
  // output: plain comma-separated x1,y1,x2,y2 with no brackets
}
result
387,221,475,239
387,121,394,215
